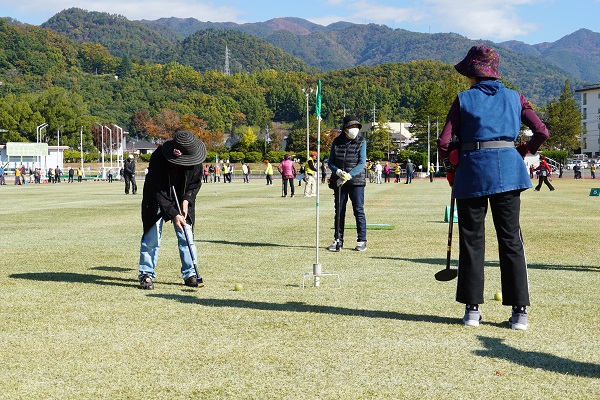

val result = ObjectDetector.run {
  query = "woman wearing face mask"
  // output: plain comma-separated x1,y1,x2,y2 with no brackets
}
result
327,115,368,252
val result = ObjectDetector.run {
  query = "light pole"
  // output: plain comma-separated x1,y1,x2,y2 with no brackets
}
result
95,123,105,171
57,126,63,148
264,126,270,154
106,126,113,169
302,87,313,159
112,124,123,170
427,116,430,174
36,123,48,168
57,126,63,170
80,126,84,176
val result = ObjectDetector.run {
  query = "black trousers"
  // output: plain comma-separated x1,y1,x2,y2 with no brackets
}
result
282,178,294,196
456,190,530,306
333,185,366,244
535,175,554,191
124,175,137,194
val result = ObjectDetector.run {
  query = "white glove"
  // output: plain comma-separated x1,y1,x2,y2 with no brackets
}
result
336,169,345,178
336,177,348,187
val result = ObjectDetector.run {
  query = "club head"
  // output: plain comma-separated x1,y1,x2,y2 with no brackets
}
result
435,268,458,281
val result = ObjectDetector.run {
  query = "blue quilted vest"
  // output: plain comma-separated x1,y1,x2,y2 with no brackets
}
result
454,81,532,198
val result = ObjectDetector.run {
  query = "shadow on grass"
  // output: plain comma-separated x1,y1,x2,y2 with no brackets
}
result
475,336,600,378
10,271,134,288
371,257,600,272
90,266,133,273
9,269,179,288
147,294,459,325
200,239,312,249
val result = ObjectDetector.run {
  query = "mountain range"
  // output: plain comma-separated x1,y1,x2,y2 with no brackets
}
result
144,15,600,84
26,8,600,104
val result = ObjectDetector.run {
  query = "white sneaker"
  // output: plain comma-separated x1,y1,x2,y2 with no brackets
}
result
463,309,481,326
327,240,342,252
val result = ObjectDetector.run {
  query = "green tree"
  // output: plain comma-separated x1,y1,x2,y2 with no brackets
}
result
367,118,393,160
239,127,257,151
544,80,584,152
409,82,448,155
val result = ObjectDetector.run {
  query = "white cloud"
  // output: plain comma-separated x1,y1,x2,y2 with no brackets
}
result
3,0,245,23
313,0,543,40
310,0,424,26
425,0,541,40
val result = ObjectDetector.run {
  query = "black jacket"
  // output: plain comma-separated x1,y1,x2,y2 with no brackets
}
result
124,159,136,177
141,148,203,234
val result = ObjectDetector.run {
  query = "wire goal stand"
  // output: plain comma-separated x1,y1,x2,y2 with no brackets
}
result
302,80,341,289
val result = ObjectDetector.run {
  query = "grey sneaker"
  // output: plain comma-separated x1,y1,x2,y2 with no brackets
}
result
463,309,481,326
327,240,342,252
355,241,367,251
509,311,528,330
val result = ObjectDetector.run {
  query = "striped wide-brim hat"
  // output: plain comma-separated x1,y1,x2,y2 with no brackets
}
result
162,130,206,166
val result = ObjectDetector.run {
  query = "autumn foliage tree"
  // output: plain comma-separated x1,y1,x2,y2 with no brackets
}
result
145,109,183,140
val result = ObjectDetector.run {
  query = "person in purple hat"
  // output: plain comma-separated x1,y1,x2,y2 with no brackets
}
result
437,44,550,330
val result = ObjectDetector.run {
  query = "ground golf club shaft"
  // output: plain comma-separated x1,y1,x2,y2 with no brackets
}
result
171,186,200,279
435,194,458,281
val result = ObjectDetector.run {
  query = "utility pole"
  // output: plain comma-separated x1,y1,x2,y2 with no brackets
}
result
302,87,313,158
372,104,377,125
427,116,431,173
264,126,270,154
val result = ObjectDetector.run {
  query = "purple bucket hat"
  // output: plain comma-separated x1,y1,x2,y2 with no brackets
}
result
454,44,500,79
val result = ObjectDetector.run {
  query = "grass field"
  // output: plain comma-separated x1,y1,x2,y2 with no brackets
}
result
1,175,599,399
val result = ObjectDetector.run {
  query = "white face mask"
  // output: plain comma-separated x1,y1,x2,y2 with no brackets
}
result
345,128,360,139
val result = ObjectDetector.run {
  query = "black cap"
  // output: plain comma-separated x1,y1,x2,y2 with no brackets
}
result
342,115,362,130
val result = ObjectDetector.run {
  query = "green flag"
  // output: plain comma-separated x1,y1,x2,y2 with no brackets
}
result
315,80,322,118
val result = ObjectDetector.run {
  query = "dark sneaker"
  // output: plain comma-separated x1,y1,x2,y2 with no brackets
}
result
463,309,481,326
139,274,154,290
355,241,367,251
184,275,198,287
509,311,528,330
184,275,204,288
327,240,342,252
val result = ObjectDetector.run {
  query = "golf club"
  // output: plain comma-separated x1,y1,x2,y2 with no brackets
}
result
334,184,342,251
435,195,458,281
171,186,200,280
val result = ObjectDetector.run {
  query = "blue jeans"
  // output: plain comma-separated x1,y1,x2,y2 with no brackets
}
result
138,213,198,280
334,185,366,244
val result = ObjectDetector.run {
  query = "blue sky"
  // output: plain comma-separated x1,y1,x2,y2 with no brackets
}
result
1,0,598,45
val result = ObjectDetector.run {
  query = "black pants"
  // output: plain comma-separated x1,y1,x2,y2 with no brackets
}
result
282,178,294,196
456,191,530,306
334,185,366,244
535,175,554,191
124,175,137,194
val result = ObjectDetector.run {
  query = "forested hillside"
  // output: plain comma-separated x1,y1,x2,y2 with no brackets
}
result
499,29,600,82
42,10,581,105
147,15,599,91
162,29,317,74
0,10,585,159
41,8,180,64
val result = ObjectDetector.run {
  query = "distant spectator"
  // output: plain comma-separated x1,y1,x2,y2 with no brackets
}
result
277,154,297,197
405,159,415,184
